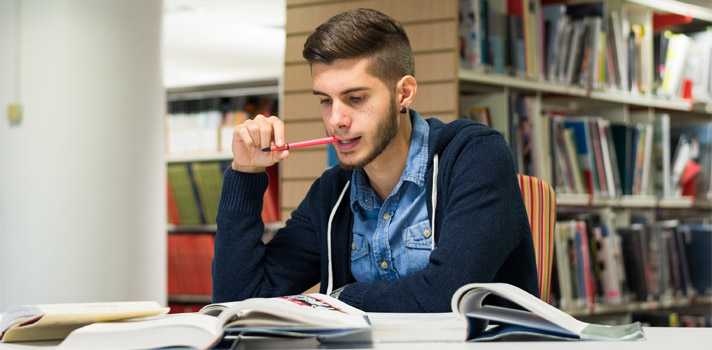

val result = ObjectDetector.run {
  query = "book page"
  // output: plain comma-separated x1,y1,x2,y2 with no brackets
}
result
210,294,368,330
452,283,588,335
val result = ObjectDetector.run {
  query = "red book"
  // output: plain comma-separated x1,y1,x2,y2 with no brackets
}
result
166,176,182,225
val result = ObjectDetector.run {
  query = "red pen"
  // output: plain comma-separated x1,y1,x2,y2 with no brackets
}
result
261,136,338,152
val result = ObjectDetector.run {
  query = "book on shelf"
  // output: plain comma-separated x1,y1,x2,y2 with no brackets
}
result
457,1,712,102
0,301,168,342
683,224,712,296
549,114,681,199
167,233,214,297
670,123,712,199
57,284,645,349
552,213,711,310
167,162,280,226
166,95,277,156
633,310,712,328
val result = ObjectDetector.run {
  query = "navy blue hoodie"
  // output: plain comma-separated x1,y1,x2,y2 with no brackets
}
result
212,114,539,312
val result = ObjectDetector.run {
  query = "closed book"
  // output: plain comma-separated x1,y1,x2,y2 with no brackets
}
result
618,224,650,301
685,224,712,296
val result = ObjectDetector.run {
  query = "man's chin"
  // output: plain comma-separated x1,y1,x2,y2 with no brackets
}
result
337,155,367,171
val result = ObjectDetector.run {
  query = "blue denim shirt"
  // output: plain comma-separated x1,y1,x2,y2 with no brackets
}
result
349,111,432,282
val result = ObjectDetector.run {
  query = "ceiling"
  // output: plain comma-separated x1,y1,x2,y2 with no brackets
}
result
162,0,286,88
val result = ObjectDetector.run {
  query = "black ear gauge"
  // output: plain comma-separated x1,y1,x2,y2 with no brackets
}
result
400,106,407,114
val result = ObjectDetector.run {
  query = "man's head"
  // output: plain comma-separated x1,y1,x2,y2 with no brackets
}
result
304,9,417,172
302,8,415,91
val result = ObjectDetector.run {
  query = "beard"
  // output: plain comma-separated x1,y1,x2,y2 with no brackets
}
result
338,99,400,170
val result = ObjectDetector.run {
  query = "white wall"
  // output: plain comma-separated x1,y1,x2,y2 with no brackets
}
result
0,0,166,309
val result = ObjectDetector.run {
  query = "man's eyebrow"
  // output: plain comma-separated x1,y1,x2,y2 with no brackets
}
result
312,87,370,96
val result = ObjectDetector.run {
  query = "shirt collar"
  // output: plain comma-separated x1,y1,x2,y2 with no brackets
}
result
349,110,429,211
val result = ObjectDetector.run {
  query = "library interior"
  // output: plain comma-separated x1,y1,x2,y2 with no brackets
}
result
0,0,711,346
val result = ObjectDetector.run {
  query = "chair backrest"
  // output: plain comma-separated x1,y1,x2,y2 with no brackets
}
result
517,174,556,303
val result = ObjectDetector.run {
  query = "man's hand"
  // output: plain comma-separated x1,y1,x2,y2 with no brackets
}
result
231,115,289,173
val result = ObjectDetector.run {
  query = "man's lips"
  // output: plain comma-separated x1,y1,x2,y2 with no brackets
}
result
335,136,361,151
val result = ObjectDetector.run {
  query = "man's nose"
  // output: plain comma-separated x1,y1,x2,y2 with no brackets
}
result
329,100,351,130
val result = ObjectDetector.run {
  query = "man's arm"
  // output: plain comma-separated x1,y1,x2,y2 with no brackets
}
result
211,168,321,303
212,114,322,303
335,133,538,312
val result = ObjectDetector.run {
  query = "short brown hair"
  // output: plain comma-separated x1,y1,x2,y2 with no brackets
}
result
302,8,415,90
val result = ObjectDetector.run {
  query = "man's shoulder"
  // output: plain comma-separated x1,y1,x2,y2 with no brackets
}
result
426,118,504,153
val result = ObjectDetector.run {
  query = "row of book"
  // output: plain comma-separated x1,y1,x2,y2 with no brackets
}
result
459,0,712,102
165,95,277,155
508,95,712,199
167,162,280,226
551,115,711,199
167,233,214,296
632,310,712,328
551,214,711,310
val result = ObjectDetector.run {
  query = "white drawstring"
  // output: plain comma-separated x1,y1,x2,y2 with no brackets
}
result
326,180,351,295
431,154,439,251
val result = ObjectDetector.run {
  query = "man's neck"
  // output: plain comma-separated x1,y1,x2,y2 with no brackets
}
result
363,115,413,201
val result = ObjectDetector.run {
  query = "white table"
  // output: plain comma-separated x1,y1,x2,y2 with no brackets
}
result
0,327,709,350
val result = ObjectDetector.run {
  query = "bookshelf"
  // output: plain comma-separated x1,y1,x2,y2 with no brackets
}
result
282,0,711,324
457,0,712,325
164,80,280,310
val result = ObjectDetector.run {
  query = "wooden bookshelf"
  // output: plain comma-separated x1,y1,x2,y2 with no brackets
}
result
279,0,711,322
459,69,707,112
165,81,281,305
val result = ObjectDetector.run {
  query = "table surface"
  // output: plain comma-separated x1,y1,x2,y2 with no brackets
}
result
0,327,709,350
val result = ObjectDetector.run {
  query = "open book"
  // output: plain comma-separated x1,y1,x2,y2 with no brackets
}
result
58,294,372,349
0,301,169,342
452,283,645,341
58,284,645,349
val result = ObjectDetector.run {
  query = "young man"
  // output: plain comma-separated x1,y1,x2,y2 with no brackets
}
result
212,8,538,312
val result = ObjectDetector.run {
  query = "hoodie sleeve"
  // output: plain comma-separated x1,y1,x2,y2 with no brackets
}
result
211,168,321,303
336,131,539,312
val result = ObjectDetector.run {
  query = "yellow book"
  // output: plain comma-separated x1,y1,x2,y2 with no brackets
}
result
0,301,168,342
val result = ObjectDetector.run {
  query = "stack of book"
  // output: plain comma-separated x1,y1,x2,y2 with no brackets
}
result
553,214,711,310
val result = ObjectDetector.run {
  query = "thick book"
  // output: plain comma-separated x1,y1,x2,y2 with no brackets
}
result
59,294,373,349
59,285,645,349
452,283,644,341
0,301,168,342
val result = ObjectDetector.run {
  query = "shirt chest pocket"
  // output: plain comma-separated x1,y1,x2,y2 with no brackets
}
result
402,220,432,273
403,220,433,249
350,233,370,261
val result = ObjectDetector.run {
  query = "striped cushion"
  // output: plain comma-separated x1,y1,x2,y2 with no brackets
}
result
517,174,556,303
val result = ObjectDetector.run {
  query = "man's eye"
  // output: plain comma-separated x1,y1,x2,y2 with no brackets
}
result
351,96,364,103
319,99,332,105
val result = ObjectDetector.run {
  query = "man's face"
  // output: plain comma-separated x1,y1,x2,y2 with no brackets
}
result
312,58,400,170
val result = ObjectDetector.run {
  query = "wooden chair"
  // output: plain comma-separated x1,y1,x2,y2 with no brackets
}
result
517,174,556,303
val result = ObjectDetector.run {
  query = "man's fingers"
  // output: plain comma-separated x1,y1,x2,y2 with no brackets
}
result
269,116,285,147
235,125,255,150
259,122,273,150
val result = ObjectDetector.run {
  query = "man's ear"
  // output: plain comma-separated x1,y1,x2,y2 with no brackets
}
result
396,75,417,110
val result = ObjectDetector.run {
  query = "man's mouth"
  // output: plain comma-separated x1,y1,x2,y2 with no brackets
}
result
336,136,361,151
339,137,360,144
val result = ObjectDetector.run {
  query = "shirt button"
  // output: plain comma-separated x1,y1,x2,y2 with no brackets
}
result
381,261,389,269
383,213,390,220
351,242,355,250
424,229,431,238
